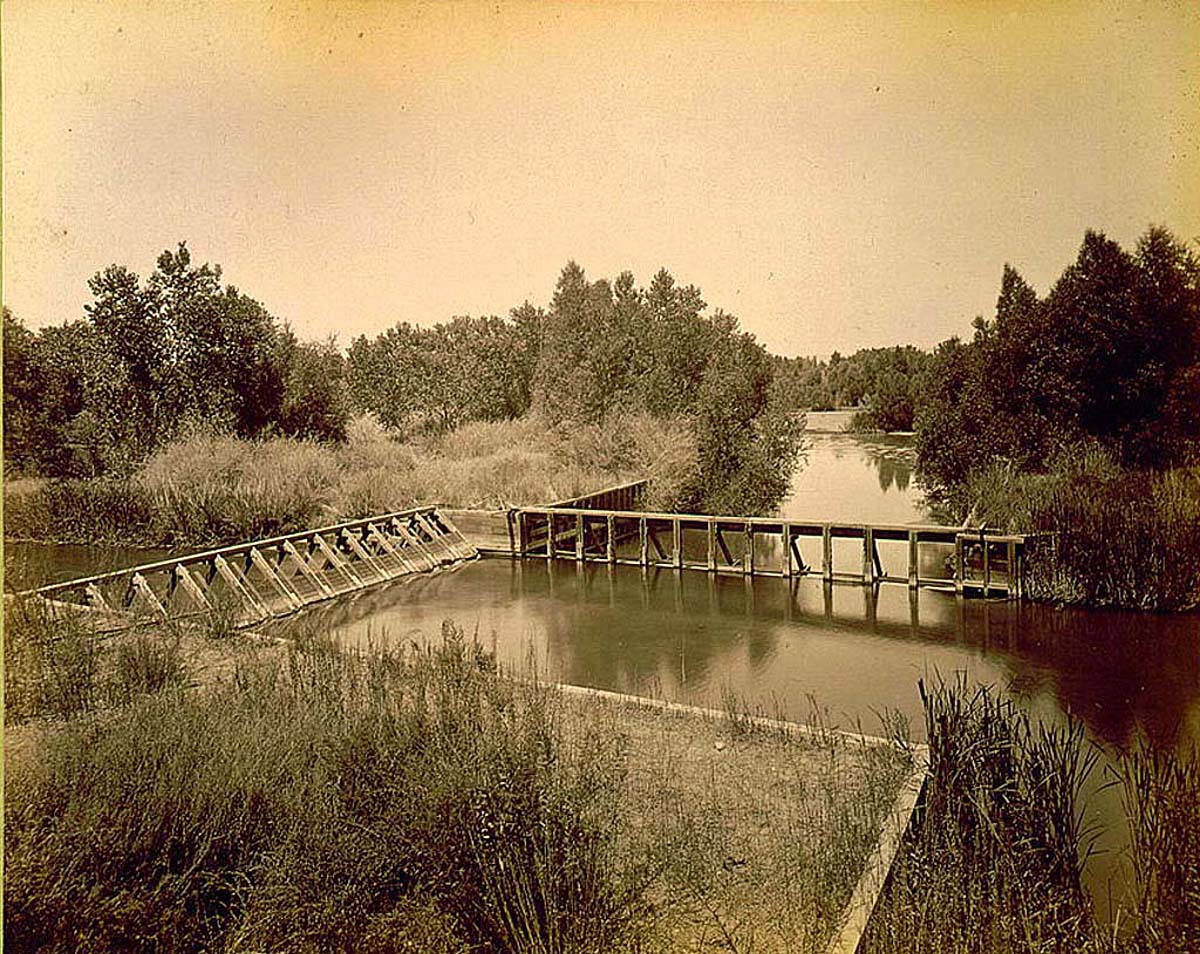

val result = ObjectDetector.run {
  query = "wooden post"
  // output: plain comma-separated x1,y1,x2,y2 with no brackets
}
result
545,514,554,561
706,520,716,572
862,528,874,584
982,536,991,594
575,514,584,562
908,531,919,589
782,523,793,578
954,535,964,594
822,526,833,581
639,517,649,567
1006,541,1016,598
606,515,615,564
673,519,683,569
744,523,754,576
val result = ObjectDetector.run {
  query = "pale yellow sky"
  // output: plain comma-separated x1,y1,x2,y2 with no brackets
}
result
4,0,1198,356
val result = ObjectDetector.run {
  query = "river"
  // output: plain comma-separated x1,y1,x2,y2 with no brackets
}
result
6,414,1198,921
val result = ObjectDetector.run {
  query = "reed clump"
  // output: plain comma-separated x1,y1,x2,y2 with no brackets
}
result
4,624,636,954
963,454,1200,612
5,620,914,954
862,677,1200,954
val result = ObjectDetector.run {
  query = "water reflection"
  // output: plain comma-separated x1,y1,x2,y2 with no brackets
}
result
783,433,925,524
284,559,1200,754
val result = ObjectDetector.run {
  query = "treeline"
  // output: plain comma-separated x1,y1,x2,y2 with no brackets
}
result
4,249,803,515
3,244,348,477
917,226,1200,490
916,226,1200,611
348,264,804,513
774,346,931,431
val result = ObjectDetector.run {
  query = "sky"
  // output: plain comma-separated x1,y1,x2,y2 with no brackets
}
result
3,0,1198,358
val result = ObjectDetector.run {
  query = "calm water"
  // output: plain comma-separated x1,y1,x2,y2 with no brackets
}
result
6,422,1198,919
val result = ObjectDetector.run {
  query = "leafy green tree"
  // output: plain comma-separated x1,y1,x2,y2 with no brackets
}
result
278,339,350,442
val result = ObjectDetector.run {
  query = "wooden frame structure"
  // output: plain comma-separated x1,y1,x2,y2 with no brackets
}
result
21,507,477,632
515,506,1029,597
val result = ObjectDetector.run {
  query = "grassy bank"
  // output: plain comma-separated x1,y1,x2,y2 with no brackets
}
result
958,453,1200,612
4,609,911,954
6,601,1197,952
863,678,1200,954
3,413,698,551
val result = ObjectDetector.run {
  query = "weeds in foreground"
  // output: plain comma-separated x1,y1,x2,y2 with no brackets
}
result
3,597,187,724
1119,742,1200,954
960,454,1200,611
5,621,913,954
862,676,1200,954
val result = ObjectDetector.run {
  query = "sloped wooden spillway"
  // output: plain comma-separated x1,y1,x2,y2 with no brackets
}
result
23,507,478,632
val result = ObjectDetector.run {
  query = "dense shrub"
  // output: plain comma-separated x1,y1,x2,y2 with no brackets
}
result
963,454,1200,611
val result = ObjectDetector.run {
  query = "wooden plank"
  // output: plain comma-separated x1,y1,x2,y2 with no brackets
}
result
716,526,734,566
283,541,336,598
131,573,168,618
250,547,304,611
790,537,806,575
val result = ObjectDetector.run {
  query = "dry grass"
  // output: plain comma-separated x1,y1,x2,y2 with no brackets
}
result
4,413,698,549
3,620,911,954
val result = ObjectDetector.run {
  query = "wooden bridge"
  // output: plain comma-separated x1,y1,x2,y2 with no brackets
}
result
23,507,477,632
450,480,1032,598
23,481,1033,633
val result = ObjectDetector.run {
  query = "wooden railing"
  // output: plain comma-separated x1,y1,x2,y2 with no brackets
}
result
514,506,1033,597
21,507,478,631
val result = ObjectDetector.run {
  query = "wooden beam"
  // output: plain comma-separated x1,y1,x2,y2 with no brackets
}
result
908,531,919,589
822,526,833,581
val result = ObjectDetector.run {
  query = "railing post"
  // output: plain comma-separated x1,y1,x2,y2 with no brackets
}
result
707,520,716,572
908,530,919,589
606,515,615,564
822,525,833,581
982,534,991,595
744,523,754,576
782,523,793,578
673,519,683,569
862,527,874,584
1006,540,1016,599
639,517,649,567
546,513,554,561
954,534,964,594
575,514,584,562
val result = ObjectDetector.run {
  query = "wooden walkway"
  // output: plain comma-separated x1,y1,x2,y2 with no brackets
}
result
22,507,477,632
513,502,1030,598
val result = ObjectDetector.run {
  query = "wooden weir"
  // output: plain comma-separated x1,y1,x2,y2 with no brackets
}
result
22,507,478,632
514,505,1031,598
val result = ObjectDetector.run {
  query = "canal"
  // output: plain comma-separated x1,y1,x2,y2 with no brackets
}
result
6,412,1198,922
